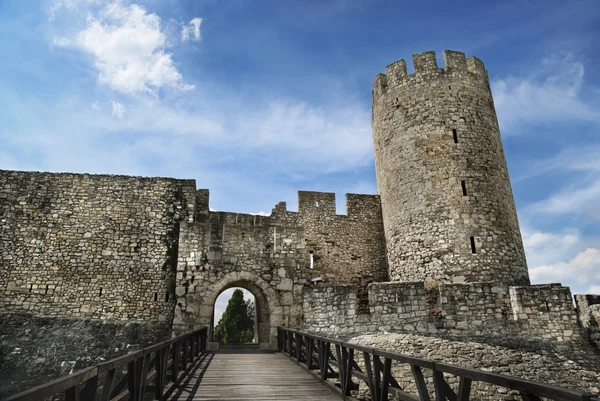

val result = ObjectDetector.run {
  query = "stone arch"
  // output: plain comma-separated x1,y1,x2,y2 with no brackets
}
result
203,271,283,349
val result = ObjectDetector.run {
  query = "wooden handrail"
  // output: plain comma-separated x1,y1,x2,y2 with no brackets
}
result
2,327,209,401
277,327,600,401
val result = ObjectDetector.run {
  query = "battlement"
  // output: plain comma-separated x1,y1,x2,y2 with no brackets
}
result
345,193,381,221
209,211,270,227
303,281,583,342
297,191,382,220
298,191,337,215
373,50,488,96
196,189,209,210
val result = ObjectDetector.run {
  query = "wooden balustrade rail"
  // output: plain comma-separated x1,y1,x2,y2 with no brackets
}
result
2,327,208,401
278,327,600,401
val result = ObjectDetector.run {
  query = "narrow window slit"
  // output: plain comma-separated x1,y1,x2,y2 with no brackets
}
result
165,293,170,302
461,180,467,196
29,284,33,292
470,237,477,254
452,129,458,144
99,287,103,296
154,292,158,302
309,251,314,269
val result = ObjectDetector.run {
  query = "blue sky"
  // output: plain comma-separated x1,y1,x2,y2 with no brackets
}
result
1,0,599,299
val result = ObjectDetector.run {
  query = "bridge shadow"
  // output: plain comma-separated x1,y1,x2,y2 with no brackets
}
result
169,346,276,400
169,352,215,401
218,344,273,354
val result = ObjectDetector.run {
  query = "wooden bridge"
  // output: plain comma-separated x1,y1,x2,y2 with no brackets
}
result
3,327,599,401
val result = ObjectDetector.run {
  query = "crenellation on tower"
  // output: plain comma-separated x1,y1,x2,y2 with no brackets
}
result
384,59,407,86
466,55,487,75
372,50,491,100
373,73,388,96
443,50,468,71
412,50,439,74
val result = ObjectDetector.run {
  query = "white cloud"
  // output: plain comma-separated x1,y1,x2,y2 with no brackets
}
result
52,36,72,47
585,285,600,294
530,180,600,215
522,228,585,271
111,101,125,118
529,248,600,289
492,53,599,132
250,211,270,216
515,145,600,182
524,230,579,249
91,102,101,111
49,0,103,20
518,145,600,222
55,1,194,96
181,18,202,42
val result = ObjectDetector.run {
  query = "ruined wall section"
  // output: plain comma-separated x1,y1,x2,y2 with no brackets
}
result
372,50,528,285
296,191,388,311
575,294,600,349
303,282,583,344
301,285,356,336
0,170,195,323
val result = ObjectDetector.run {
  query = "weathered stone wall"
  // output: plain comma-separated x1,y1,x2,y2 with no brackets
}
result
372,50,529,286
301,285,357,336
0,170,195,323
302,283,583,344
171,190,388,346
575,294,600,349
296,192,388,312
0,312,170,399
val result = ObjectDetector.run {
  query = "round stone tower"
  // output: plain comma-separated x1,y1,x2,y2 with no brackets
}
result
372,50,529,286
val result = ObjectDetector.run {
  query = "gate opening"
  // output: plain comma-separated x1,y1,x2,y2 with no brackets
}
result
213,287,257,344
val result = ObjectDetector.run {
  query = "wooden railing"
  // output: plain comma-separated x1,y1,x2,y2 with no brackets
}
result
278,327,600,401
3,327,208,401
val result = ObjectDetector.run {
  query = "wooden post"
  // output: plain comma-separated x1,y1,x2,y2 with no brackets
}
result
306,337,314,370
79,376,98,401
411,365,431,401
65,385,80,401
380,357,391,401
182,337,188,370
457,377,472,401
99,369,116,401
155,349,165,401
172,341,180,382
363,352,377,401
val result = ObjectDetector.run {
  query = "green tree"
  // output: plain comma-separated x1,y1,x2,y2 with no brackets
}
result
246,300,255,322
214,289,254,344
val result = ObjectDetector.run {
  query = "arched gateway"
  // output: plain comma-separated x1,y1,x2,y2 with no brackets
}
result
173,269,286,350
204,272,282,348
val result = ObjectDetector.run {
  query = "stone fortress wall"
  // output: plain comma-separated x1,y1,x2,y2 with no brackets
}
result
0,168,388,347
302,282,581,344
0,170,196,323
576,294,600,349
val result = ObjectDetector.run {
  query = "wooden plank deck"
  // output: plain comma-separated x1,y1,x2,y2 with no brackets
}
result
167,350,341,401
